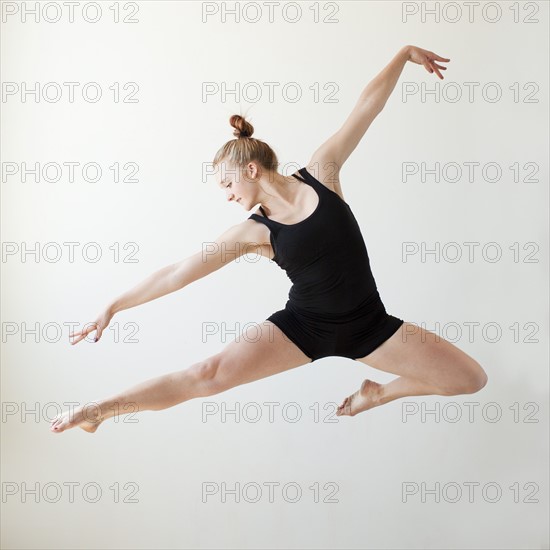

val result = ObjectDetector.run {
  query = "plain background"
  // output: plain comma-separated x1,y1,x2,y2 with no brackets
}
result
2,1,548,549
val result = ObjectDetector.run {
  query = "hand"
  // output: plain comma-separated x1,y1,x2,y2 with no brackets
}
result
406,45,450,79
69,308,114,345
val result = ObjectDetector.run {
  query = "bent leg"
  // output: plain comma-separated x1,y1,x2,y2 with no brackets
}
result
337,322,488,416
51,320,312,433
357,322,488,393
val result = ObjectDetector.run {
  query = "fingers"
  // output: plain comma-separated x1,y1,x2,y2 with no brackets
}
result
431,63,444,79
69,330,84,345
429,52,450,79
87,323,99,343
95,318,105,342
426,49,450,63
426,59,444,79
69,323,98,345
70,332,87,345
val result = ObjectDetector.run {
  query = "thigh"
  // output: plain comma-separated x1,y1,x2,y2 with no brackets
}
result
211,320,312,390
354,322,483,390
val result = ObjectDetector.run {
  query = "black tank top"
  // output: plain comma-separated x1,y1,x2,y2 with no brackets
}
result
248,167,381,318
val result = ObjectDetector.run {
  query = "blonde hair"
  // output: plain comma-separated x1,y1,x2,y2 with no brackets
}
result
212,114,279,173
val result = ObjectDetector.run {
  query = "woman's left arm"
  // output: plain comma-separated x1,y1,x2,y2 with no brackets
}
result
306,45,451,176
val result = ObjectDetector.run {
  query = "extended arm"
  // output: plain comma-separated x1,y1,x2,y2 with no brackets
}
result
69,222,258,345
307,45,450,180
108,223,251,314
107,262,185,315
360,45,411,114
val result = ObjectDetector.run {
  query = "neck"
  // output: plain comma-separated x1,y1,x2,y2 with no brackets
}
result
258,173,298,215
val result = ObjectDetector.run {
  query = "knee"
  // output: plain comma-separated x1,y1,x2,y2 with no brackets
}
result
443,363,488,396
466,364,488,394
188,357,222,395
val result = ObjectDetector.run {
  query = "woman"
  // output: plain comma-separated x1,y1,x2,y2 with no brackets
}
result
51,44,487,433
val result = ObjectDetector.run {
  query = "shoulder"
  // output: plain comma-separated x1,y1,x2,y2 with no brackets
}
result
303,156,345,201
207,218,271,261
218,216,264,243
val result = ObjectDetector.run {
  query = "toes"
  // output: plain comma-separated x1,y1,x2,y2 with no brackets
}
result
51,414,70,432
346,395,354,416
336,397,350,416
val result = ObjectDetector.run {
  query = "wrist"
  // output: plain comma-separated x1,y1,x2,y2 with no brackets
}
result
401,45,412,61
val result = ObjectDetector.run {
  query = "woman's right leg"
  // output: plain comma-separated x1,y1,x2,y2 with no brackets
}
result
50,320,312,433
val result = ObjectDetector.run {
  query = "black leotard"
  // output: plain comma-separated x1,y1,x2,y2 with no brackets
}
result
248,167,404,362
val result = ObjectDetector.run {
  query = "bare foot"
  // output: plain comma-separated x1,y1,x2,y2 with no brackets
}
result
336,379,384,417
50,401,105,434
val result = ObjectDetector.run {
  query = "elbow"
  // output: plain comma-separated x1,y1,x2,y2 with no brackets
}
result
367,96,386,114
359,93,385,115
170,261,190,291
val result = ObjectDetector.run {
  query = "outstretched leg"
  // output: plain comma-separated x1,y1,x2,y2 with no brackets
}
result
337,322,488,417
51,320,312,433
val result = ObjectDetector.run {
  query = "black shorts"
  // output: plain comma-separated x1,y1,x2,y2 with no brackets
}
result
267,300,404,362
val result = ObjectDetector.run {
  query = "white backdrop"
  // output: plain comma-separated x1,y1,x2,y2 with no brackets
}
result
2,1,548,549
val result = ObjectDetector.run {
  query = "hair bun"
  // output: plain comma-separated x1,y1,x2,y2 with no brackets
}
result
229,114,254,139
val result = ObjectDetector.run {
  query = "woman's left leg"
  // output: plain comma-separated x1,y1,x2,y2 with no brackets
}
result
337,322,488,417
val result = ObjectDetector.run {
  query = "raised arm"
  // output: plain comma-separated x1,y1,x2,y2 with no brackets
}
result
306,45,450,196
70,221,260,344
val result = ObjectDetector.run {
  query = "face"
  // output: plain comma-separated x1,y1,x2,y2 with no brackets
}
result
216,161,256,208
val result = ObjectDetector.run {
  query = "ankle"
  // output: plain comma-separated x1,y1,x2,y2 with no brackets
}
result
81,400,106,424
86,396,127,423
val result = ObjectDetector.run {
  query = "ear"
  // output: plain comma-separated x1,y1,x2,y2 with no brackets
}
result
246,162,258,180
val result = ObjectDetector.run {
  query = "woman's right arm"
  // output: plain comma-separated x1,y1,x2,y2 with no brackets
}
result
70,221,262,344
